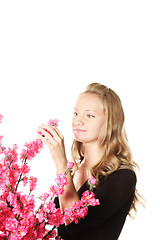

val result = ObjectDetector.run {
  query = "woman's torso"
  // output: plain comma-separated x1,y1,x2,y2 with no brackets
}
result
55,168,137,240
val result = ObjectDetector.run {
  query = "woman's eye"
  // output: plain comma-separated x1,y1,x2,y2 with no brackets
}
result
74,112,78,116
87,114,95,118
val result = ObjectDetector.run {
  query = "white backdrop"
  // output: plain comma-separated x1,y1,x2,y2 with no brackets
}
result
0,1,159,239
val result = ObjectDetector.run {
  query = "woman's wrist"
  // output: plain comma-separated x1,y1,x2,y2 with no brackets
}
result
55,159,68,174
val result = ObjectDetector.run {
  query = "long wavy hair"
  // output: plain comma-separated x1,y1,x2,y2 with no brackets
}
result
71,82,143,217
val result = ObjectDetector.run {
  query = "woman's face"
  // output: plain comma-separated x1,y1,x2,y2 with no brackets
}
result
72,93,105,144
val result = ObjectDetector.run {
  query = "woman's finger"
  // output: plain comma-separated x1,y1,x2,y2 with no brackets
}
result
38,126,56,144
37,133,53,148
39,124,63,142
53,126,64,139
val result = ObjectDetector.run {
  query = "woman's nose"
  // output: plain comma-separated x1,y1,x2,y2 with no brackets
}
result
75,116,84,126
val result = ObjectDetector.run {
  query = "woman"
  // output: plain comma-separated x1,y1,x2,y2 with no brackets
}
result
38,83,140,240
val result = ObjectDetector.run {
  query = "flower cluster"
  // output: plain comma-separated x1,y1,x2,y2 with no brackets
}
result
64,190,99,224
20,140,43,161
0,115,100,240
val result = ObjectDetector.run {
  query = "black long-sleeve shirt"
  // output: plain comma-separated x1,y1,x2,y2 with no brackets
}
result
55,169,136,240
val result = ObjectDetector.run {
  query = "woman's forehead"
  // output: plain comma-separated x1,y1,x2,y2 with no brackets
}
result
74,93,104,112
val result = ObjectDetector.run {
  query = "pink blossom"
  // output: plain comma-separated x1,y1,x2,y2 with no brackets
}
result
48,208,65,227
3,145,18,164
64,201,88,224
23,176,28,187
0,164,10,188
64,190,99,224
37,211,47,222
9,164,21,186
43,200,56,213
29,176,37,192
0,232,6,238
55,173,68,187
5,218,18,231
13,144,18,150
21,164,30,174
89,177,96,185
7,191,16,206
50,184,64,197
20,139,43,161
0,135,3,144
14,194,35,219
48,119,59,127
81,190,100,206
67,161,75,169
40,192,49,201
0,114,3,123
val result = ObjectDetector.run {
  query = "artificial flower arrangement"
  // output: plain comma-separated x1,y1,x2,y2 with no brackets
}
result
0,114,99,240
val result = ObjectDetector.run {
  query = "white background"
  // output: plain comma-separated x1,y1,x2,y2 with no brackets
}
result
0,1,159,239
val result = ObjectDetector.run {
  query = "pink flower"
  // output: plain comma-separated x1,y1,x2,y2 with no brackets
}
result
0,114,3,124
43,200,56,213
55,173,68,187
48,208,65,227
7,191,16,206
64,200,88,224
9,163,21,186
89,177,96,185
5,218,18,231
29,176,37,192
0,164,10,188
48,119,59,127
50,184,64,197
81,190,100,206
3,145,18,164
37,211,47,222
21,164,30,174
23,176,28,187
20,139,43,161
40,192,49,201
0,135,3,144
18,194,35,218
67,162,75,169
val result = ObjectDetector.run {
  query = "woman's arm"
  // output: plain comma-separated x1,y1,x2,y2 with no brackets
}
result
38,124,79,215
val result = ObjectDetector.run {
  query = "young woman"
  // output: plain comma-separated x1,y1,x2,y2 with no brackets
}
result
38,83,140,240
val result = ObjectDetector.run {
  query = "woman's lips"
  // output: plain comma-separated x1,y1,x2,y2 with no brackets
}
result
74,129,86,133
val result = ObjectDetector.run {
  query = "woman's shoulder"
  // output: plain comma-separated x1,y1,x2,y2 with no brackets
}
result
100,168,137,187
111,168,136,178
94,169,137,199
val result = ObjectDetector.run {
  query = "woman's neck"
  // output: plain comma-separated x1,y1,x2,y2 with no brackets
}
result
83,142,102,169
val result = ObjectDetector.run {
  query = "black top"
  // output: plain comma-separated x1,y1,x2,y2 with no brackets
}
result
54,169,136,240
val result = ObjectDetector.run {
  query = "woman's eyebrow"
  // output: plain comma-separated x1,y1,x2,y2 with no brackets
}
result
85,109,96,113
74,108,96,113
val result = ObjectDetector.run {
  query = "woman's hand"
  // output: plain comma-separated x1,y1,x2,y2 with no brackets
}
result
38,125,80,217
38,124,67,172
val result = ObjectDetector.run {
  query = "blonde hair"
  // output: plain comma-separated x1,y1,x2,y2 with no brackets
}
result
71,82,143,217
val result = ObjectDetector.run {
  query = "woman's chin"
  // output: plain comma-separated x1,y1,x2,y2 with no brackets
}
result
74,136,83,143
73,134,85,143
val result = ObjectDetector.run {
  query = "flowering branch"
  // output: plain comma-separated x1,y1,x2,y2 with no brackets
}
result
0,115,100,240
